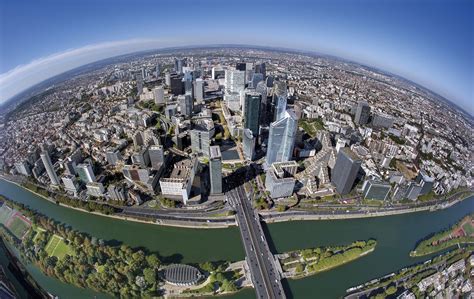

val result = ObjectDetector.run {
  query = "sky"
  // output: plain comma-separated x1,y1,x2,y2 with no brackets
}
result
0,0,473,113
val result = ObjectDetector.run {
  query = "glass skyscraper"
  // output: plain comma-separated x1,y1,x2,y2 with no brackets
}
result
243,91,262,137
265,109,298,165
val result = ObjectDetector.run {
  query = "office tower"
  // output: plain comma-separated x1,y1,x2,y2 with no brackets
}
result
106,149,122,165
250,73,264,89
178,94,192,118
331,148,361,195
405,182,423,200
275,95,287,121
355,101,371,125
224,69,245,93
265,161,297,199
235,62,246,71
415,171,435,195
108,184,128,201
76,163,96,183
256,81,269,126
165,104,177,119
243,91,262,137
149,145,165,170
14,161,31,176
193,78,204,104
209,146,223,194
255,62,266,77
154,86,165,105
362,180,391,200
211,66,225,79
86,182,105,197
62,175,80,194
170,74,184,95
243,128,256,161
371,112,394,129
266,110,298,165
131,148,150,168
183,71,193,99
224,92,240,112
165,72,171,86
190,121,213,156
40,151,60,185
155,64,160,76
174,58,185,74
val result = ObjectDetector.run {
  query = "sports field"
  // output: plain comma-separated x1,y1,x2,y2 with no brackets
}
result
45,234,73,259
0,205,31,239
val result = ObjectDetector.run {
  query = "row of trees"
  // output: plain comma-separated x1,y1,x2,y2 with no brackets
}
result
22,182,118,214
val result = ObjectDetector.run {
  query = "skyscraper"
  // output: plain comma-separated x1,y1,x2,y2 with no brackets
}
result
178,93,193,118
224,69,245,93
174,58,185,74
265,110,298,165
76,163,96,183
243,128,256,161
355,101,371,125
40,151,60,185
275,95,287,121
149,145,164,170
154,86,165,105
331,148,361,195
243,91,262,137
255,62,266,77
209,146,222,194
193,78,204,104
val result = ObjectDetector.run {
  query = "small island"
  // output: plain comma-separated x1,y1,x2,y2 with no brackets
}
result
410,213,474,257
277,239,377,279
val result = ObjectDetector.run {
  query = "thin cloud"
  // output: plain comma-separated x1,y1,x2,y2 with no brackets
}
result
0,38,184,103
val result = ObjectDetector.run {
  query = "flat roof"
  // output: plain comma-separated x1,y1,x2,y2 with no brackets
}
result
209,146,221,159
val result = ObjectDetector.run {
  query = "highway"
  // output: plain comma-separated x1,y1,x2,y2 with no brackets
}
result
227,184,285,299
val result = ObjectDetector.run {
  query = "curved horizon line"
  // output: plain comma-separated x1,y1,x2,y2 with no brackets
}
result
0,40,471,116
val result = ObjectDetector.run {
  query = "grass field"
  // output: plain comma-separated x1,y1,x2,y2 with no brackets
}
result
8,215,30,239
462,222,474,235
45,234,73,259
0,205,14,224
0,205,31,239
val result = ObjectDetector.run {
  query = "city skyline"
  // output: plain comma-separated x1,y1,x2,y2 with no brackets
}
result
0,0,473,114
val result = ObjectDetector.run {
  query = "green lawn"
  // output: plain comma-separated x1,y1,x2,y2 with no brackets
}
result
45,235,73,259
0,205,14,224
462,222,474,235
8,216,30,239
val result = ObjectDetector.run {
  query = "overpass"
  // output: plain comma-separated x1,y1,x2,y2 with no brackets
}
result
227,184,286,299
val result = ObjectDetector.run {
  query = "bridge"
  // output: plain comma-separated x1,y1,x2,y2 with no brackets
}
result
227,184,286,299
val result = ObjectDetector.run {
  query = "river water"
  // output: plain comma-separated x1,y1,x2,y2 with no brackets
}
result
0,179,472,298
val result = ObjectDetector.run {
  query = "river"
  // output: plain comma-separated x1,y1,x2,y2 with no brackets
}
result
0,178,472,298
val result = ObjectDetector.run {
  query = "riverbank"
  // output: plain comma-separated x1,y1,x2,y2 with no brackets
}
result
262,191,473,223
0,176,236,229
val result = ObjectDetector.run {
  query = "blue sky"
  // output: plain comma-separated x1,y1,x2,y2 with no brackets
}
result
0,0,473,113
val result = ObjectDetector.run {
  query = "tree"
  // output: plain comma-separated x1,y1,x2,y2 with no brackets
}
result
143,268,156,285
295,263,304,273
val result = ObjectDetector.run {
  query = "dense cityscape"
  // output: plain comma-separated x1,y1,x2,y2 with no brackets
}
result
0,46,473,298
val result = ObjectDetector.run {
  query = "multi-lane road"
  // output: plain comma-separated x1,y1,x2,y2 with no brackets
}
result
227,184,285,299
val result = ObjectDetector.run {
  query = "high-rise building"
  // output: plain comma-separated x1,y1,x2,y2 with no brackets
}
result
183,71,193,99
224,69,245,93
106,149,122,165
250,73,264,89
265,110,298,165
355,101,371,125
178,93,193,118
371,112,394,129
194,78,204,104
154,86,165,105
243,91,262,137
174,58,185,74
209,146,223,194
265,161,297,199
190,120,214,156
255,62,266,77
170,74,184,95
86,182,105,198
108,184,128,201
415,171,435,195
76,163,96,183
243,128,256,161
14,161,31,176
362,180,391,200
61,174,80,195
256,81,269,126
149,145,165,170
275,95,287,121
40,151,60,185
331,148,361,195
